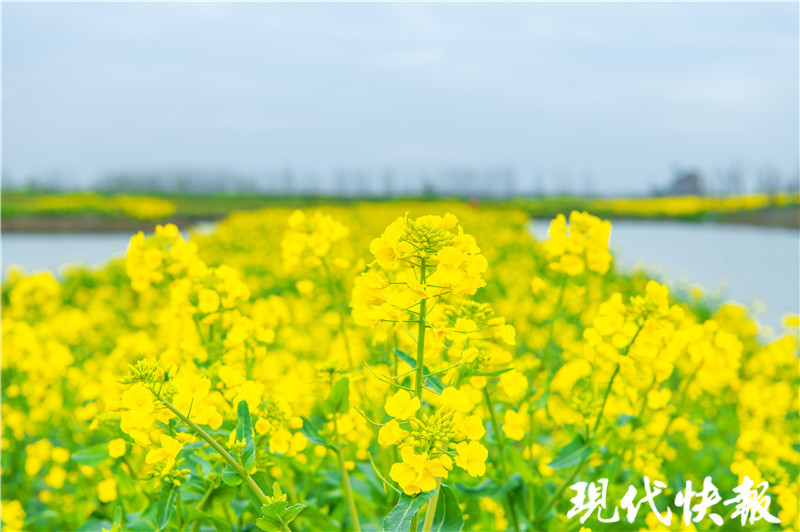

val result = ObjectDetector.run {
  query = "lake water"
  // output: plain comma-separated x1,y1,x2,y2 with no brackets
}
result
2,221,798,331
2,232,134,274
530,220,799,333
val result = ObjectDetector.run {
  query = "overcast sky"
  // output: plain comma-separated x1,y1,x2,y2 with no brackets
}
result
2,2,798,195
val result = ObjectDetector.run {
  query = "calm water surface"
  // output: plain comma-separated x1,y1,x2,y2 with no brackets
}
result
530,220,799,332
3,222,799,330
2,232,133,274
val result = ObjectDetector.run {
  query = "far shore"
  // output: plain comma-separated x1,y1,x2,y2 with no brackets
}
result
2,206,798,233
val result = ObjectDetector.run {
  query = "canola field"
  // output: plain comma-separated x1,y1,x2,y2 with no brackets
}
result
3,190,799,228
1,202,798,532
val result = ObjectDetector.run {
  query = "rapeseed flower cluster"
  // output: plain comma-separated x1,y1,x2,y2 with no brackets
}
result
543,211,612,276
281,209,350,272
351,213,487,328
379,388,488,495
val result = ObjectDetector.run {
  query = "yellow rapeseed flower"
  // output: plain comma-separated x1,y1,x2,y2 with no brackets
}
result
389,447,449,496
378,420,409,446
108,438,127,459
197,288,220,314
384,390,421,420
145,434,184,474
454,440,488,477
97,478,118,503
1,500,25,530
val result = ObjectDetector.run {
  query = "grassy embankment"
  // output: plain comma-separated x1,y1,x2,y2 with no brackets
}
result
2,190,798,231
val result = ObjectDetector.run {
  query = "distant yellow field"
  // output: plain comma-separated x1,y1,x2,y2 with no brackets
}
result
587,192,800,216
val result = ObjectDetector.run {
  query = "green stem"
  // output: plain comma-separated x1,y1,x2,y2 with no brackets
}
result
483,390,508,475
527,408,535,521
545,275,567,356
653,360,703,454
536,325,643,526
223,503,237,531
483,389,520,532
415,257,428,402
612,379,653,484
176,490,184,529
321,258,355,370
591,324,644,439
415,258,441,532
333,411,361,532
120,456,137,478
153,391,268,505
414,258,432,532
591,363,620,438
336,444,361,532
190,485,216,532
421,478,442,532
534,456,589,527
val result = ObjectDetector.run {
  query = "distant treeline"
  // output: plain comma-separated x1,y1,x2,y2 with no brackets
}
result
3,164,799,198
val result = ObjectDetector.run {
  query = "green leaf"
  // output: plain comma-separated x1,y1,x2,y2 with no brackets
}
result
112,506,123,527
76,518,112,531
469,367,515,377
222,463,243,486
181,477,208,497
124,504,158,530
605,456,622,485
300,417,328,447
383,491,435,532
71,443,109,466
531,392,549,411
548,436,594,470
349,476,375,501
453,475,522,498
507,447,537,484
155,484,178,530
326,377,350,414
236,400,256,472
430,486,463,532
185,507,233,532
425,375,444,394
355,461,391,496
295,506,339,531
184,452,214,478
256,514,281,530
393,349,444,393
256,500,306,531
393,348,416,368
366,452,401,494
616,413,634,426
282,505,305,524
